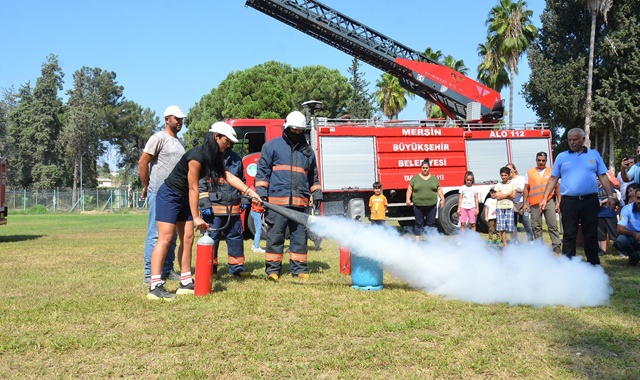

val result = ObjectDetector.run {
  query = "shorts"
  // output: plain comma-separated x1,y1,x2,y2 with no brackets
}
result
496,209,515,232
459,207,477,224
155,183,193,224
597,217,618,241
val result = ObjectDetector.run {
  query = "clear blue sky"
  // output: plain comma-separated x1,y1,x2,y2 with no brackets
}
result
2,0,544,166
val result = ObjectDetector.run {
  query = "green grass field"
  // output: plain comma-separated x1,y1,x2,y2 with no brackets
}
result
1,213,639,379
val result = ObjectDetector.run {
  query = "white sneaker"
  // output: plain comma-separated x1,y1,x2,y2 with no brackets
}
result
252,247,266,254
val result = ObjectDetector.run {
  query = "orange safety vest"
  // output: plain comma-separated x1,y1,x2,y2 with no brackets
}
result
526,167,554,206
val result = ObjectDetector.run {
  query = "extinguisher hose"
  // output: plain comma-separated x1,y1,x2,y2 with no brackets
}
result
204,196,247,233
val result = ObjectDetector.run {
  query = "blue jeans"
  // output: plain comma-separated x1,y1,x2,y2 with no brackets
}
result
250,210,262,248
143,191,177,277
514,209,534,242
614,235,640,263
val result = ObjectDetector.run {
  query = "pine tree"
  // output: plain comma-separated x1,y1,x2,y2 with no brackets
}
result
345,58,374,119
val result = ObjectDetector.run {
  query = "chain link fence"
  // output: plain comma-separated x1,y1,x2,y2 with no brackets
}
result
6,187,148,213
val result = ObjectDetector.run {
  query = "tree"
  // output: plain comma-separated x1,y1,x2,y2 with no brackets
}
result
442,55,469,75
486,0,537,127
0,87,18,161
477,39,510,92
420,48,444,118
185,61,350,145
345,58,374,119
5,55,65,188
375,73,410,120
582,0,614,148
61,67,124,197
110,101,158,172
291,65,351,116
591,0,639,165
524,0,639,158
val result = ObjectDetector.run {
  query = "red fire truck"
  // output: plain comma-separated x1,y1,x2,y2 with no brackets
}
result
230,0,552,235
0,157,7,225
231,117,551,235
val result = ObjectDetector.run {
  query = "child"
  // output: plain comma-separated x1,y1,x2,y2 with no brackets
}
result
368,181,388,226
494,167,516,247
484,187,498,245
457,171,479,236
597,176,618,256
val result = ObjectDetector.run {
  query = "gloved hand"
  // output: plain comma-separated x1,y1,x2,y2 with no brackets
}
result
201,207,214,224
312,189,323,210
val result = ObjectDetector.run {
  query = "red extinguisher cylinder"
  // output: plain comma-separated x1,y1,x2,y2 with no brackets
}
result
194,233,215,296
339,246,352,275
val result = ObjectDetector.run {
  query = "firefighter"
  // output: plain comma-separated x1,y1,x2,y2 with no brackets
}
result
198,131,249,278
255,110,322,281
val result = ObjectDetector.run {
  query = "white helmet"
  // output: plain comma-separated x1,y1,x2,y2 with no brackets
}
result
209,121,239,143
284,110,308,130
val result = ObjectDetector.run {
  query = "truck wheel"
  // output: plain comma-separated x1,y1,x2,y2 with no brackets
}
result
438,195,460,235
475,206,488,233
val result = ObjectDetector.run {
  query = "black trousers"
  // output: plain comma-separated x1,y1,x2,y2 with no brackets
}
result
560,195,600,265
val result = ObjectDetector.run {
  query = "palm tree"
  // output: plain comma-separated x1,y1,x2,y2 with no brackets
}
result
442,55,469,75
477,39,510,92
486,0,537,127
375,73,410,120
421,48,443,118
583,0,613,148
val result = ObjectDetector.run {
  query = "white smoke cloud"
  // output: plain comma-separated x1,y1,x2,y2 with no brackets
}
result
310,217,612,307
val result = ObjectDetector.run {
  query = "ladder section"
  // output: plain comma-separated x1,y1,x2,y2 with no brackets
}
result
245,0,499,121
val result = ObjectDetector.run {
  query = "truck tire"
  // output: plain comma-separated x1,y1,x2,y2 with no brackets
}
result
438,195,460,235
398,220,413,228
475,205,488,233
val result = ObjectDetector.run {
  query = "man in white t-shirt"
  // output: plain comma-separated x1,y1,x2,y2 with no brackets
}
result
139,106,186,285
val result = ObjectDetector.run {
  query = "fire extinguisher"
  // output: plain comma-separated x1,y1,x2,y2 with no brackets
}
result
194,233,214,296
194,196,239,295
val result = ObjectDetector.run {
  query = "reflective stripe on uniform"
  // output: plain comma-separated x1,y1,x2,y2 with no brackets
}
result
268,196,309,208
290,252,307,262
266,252,284,262
273,164,308,175
228,256,245,265
212,204,241,215
255,180,269,188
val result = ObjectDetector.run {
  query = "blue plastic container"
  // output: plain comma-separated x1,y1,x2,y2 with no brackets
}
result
351,253,383,291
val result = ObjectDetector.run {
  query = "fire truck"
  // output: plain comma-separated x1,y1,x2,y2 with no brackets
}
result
231,0,552,235
232,117,551,235
0,157,7,225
